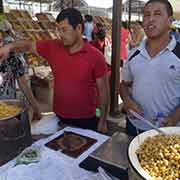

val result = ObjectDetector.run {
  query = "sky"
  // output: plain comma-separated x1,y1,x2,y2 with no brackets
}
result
84,0,113,8
84,0,149,8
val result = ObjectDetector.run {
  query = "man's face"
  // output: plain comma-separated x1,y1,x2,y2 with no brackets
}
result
58,19,80,47
143,2,172,39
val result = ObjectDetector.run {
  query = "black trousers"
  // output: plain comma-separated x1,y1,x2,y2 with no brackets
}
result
126,117,144,137
57,115,99,131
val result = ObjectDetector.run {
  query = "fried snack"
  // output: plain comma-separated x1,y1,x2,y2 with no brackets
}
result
136,134,180,180
0,102,22,119
56,132,87,151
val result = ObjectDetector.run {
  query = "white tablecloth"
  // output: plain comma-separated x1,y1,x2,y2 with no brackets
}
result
0,126,109,180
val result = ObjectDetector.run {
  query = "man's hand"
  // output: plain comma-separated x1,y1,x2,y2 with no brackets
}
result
32,109,42,121
97,119,108,134
161,117,177,127
123,98,143,115
0,45,11,62
161,108,180,127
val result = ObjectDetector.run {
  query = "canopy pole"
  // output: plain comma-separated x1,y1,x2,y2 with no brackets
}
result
0,0,3,13
40,0,42,12
110,0,122,116
60,0,64,10
19,0,22,9
128,0,132,30
72,0,74,7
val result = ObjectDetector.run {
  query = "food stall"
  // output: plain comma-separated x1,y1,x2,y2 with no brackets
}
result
0,10,138,180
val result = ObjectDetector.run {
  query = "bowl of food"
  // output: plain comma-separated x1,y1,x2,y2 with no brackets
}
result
128,127,180,180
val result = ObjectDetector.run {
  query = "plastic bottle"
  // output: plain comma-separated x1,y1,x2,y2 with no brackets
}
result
96,108,101,118
155,112,165,127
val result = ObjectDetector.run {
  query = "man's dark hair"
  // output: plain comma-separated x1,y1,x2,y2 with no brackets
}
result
56,8,84,30
96,23,106,40
122,21,128,29
85,15,93,22
144,0,173,17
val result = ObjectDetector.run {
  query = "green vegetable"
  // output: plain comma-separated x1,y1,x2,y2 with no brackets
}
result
15,148,40,166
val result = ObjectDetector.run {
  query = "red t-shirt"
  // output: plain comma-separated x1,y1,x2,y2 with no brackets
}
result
90,39,105,54
120,27,129,60
36,40,107,118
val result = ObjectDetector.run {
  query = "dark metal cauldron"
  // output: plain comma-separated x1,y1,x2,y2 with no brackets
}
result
0,99,32,165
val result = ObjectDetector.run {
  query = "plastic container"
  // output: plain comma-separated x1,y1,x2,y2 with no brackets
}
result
96,108,101,118
155,112,165,127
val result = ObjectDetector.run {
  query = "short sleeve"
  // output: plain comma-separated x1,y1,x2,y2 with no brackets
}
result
36,40,54,62
93,51,108,79
122,48,139,82
122,60,133,82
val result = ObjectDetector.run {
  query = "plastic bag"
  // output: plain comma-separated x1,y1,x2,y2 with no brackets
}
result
15,146,41,166
84,167,115,180
31,114,60,135
5,149,74,180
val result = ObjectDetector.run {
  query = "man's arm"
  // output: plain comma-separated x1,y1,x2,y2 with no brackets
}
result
9,40,37,53
96,74,110,133
18,74,41,120
0,40,37,61
162,107,180,126
119,80,143,114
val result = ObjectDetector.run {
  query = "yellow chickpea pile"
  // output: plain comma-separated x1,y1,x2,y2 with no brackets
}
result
0,102,22,119
136,134,180,180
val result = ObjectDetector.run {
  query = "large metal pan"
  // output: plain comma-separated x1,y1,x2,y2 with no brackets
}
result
0,99,32,165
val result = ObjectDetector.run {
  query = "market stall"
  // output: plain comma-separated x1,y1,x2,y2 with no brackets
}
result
93,15,112,39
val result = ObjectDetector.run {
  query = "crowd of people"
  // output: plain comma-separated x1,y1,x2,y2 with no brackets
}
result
0,0,179,137
170,26,180,42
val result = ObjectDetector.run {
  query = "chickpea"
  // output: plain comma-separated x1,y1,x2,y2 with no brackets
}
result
136,134,180,180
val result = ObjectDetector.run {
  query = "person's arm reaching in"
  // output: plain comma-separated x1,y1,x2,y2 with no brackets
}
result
0,40,37,61
18,74,42,120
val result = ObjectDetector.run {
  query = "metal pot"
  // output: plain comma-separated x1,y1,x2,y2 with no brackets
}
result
128,127,180,180
0,99,32,165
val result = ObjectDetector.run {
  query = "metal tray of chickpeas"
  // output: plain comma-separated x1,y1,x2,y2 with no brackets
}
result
128,127,180,180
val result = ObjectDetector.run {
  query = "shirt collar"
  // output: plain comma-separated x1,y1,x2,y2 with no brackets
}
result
166,36,177,51
137,36,177,53
68,39,88,55
79,39,89,53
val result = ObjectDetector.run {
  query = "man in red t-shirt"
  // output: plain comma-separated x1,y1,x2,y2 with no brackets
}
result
0,8,110,133
90,23,106,54
120,22,130,67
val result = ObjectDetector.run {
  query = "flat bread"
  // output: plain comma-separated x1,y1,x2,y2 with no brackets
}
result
56,134,87,152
